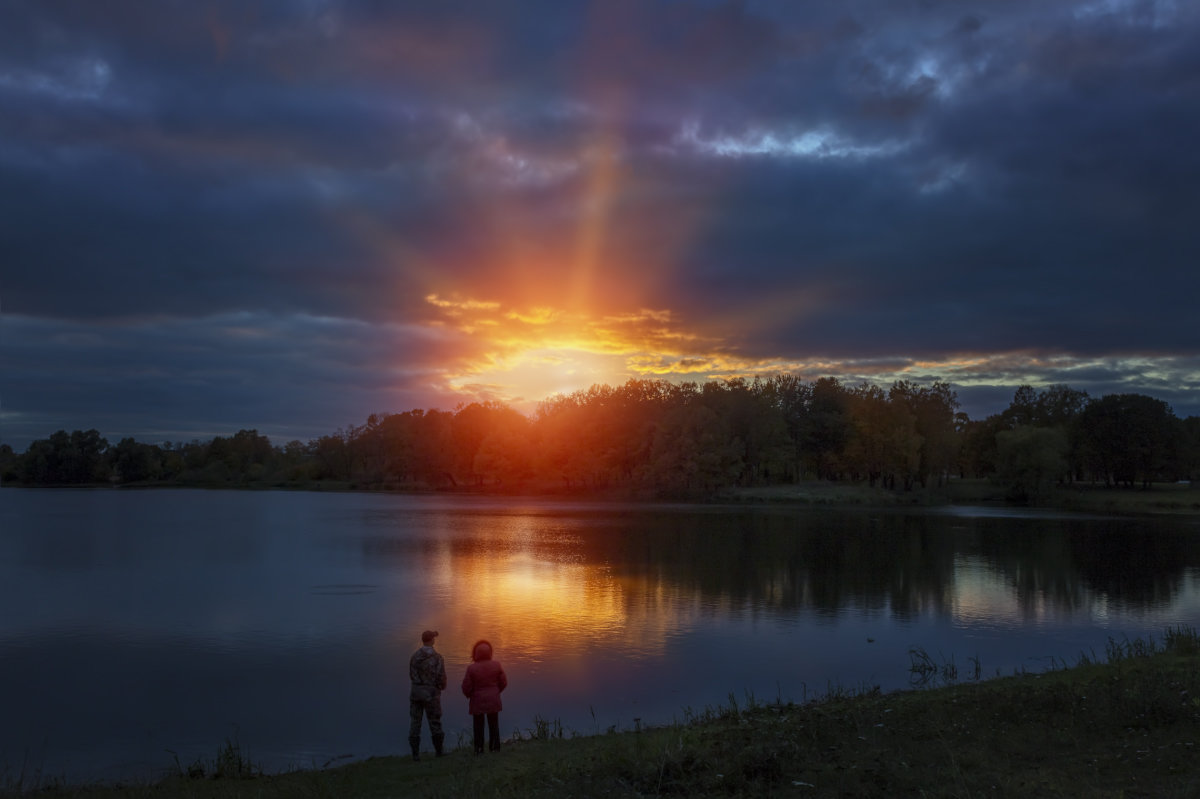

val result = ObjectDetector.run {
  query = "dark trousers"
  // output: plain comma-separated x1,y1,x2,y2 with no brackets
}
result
409,694,443,742
472,712,500,752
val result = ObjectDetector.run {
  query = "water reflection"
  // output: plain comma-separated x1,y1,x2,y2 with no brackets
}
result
2,490,1198,786
358,504,1200,666
402,508,1200,624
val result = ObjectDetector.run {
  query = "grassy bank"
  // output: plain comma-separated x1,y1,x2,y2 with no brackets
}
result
10,478,1200,517
727,478,1200,515
10,628,1199,798
1044,482,1200,516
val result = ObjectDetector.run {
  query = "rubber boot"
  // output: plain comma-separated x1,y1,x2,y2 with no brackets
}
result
433,733,444,758
409,737,421,762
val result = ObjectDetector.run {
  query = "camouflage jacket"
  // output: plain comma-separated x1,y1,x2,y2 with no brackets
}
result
409,646,447,701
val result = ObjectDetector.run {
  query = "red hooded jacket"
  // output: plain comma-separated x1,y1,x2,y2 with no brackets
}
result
461,640,507,715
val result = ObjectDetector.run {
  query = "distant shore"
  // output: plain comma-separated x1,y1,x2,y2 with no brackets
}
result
724,479,1200,516
5,477,1199,516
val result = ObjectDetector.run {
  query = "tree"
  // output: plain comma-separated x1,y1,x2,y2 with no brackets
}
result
411,410,456,487
19,429,109,484
958,414,1005,478
0,443,16,483
801,377,851,480
699,379,790,485
843,383,920,488
1005,384,1040,428
278,439,314,482
532,394,603,489
474,426,534,487
606,379,680,485
373,411,423,485
641,403,738,496
760,374,813,482
889,381,959,488
843,383,889,486
311,430,351,480
228,429,274,480
1035,385,1089,427
1077,394,1179,487
450,403,498,486
995,426,1068,502
109,437,164,483
1182,417,1200,482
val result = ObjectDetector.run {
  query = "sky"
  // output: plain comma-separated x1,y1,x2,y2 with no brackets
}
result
2,0,1198,451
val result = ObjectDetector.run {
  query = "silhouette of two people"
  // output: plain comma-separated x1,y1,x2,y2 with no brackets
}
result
409,632,509,759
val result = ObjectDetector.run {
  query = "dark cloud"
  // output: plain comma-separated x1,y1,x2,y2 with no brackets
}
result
2,0,1198,449
2,312,466,447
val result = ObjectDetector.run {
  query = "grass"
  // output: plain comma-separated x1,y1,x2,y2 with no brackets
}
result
941,478,1200,516
165,734,261,783
728,478,1200,516
723,482,915,506
8,627,1199,798
1047,482,1200,516
20,477,1198,517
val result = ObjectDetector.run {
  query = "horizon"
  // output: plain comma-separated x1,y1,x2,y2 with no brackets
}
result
2,373,1192,454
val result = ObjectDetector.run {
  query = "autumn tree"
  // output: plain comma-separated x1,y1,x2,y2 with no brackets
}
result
473,408,534,487
698,378,791,485
448,402,531,486
641,401,739,495
532,392,605,488
843,383,920,488
411,410,456,486
757,374,811,482
888,380,959,488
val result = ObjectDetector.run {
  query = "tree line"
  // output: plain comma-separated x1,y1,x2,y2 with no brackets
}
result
2,377,1197,499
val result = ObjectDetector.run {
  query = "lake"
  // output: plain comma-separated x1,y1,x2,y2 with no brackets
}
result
2,487,1198,785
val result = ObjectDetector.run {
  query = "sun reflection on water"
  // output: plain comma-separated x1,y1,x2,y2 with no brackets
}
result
425,516,700,672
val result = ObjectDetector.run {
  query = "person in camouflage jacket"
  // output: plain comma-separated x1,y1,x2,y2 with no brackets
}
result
409,629,447,760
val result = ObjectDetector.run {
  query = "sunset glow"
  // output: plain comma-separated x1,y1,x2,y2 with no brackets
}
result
421,290,1191,415
432,519,704,664
4,0,1198,448
423,293,715,406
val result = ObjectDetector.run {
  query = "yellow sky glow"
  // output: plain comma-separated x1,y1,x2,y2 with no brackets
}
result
422,293,1156,411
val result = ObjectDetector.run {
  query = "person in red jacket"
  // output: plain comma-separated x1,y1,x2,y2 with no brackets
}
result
461,639,507,753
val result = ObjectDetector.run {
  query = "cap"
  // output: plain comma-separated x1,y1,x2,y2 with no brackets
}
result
421,630,438,644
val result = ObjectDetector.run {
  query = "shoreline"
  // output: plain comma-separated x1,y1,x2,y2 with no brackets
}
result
5,477,1199,517
11,629,1200,798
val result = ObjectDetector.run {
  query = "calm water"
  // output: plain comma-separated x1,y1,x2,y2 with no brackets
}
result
2,488,1199,784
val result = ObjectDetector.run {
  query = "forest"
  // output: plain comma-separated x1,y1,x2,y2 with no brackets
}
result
2,377,1198,501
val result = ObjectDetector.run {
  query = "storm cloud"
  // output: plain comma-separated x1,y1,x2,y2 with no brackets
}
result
3,0,1198,448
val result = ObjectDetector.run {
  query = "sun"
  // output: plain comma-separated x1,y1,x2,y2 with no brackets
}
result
426,294,687,409
451,347,626,409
